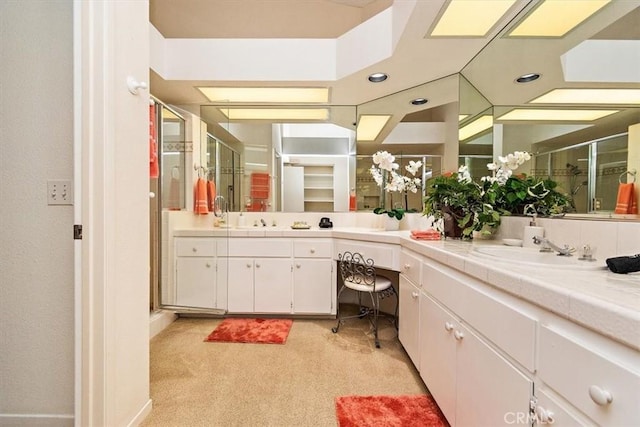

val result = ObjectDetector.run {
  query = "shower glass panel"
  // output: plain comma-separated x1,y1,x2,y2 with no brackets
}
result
161,108,186,210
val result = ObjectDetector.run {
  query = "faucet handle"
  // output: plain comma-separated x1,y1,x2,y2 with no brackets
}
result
578,244,597,261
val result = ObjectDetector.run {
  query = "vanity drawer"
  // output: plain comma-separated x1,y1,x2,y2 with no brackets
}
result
175,238,216,257
228,238,292,257
294,239,332,258
334,239,399,271
538,325,640,426
400,248,422,286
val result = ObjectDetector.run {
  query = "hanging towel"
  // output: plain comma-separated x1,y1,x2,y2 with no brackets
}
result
614,183,637,214
207,180,217,212
149,104,159,178
194,178,209,214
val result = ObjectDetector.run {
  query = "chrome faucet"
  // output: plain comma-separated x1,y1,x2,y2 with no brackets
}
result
532,235,575,256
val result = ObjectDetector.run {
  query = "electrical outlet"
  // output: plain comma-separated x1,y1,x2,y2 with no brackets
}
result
47,179,73,205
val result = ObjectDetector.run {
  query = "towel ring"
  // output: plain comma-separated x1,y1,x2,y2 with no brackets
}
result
619,170,637,184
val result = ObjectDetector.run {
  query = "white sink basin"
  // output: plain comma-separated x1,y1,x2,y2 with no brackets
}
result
471,245,606,270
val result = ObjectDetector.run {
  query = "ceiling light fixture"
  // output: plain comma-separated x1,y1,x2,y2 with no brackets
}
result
516,73,540,83
411,98,428,105
458,115,493,141
368,73,388,83
497,109,619,121
197,87,329,103
219,108,329,121
530,89,640,104
508,0,611,37
356,115,391,141
430,0,517,37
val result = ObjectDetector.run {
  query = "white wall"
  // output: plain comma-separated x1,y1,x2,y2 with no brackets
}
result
0,2,75,425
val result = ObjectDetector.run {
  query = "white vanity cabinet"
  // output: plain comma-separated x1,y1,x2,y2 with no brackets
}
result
398,248,423,368
174,237,224,309
227,238,293,314
292,239,334,314
419,259,534,426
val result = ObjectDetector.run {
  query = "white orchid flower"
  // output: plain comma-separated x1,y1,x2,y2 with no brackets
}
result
405,160,423,176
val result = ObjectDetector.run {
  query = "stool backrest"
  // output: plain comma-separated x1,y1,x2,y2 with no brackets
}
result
338,251,376,288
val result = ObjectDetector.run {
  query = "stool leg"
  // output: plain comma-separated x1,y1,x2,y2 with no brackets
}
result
332,285,346,333
367,291,380,348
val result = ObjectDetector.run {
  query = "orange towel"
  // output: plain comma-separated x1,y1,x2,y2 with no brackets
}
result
194,178,209,214
207,180,216,212
614,183,638,214
410,229,442,240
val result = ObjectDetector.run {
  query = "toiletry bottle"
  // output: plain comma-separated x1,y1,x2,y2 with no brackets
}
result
523,214,544,248
349,188,356,211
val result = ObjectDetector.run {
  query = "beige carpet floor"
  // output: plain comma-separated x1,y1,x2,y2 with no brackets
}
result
141,310,429,427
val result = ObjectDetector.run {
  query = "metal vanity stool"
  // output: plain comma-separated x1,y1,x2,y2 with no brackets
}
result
332,251,398,348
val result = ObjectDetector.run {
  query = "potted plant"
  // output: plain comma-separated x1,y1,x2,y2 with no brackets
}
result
370,151,422,228
424,151,571,239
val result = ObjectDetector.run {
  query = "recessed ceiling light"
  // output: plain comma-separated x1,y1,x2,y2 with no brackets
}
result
516,73,540,83
430,0,517,37
411,98,428,105
197,87,329,103
509,0,611,37
218,108,329,121
368,73,388,83
497,109,619,121
356,115,391,141
530,89,640,104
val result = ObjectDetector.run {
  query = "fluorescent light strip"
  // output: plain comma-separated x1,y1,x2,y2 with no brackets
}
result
530,89,640,104
431,0,516,37
458,115,493,140
509,0,610,37
356,115,391,141
458,114,469,121
497,109,619,121
198,87,329,103
219,108,329,120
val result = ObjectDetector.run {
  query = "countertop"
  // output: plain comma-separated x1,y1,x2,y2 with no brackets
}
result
173,227,640,350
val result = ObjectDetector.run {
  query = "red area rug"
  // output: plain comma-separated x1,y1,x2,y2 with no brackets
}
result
335,394,448,427
204,318,293,344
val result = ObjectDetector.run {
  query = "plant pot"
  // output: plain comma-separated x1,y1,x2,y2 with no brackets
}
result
384,216,400,231
442,206,464,239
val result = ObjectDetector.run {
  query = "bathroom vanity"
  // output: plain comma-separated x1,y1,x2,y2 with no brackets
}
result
168,223,639,426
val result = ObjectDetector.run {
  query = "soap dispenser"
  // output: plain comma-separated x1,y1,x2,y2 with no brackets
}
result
522,214,544,248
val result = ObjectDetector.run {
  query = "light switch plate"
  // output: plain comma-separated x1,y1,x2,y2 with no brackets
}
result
47,179,73,205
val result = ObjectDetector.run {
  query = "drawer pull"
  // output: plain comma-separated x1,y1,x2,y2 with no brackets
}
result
444,322,454,332
411,291,419,299
454,330,464,340
404,263,411,270
589,385,613,406
535,406,554,424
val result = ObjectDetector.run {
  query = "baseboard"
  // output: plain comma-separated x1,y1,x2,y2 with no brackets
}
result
0,414,73,427
149,309,177,339
126,399,152,427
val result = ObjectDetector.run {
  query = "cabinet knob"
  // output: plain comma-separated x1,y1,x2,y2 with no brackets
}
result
404,263,411,270
411,291,419,299
246,263,251,268
310,248,315,253
205,263,211,268
444,322,454,332
454,330,464,340
256,263,261,268
192,247,197,253
589,385,613,406
296,264,301,268
535,406,554,424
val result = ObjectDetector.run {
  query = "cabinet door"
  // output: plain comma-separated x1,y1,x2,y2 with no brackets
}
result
420,293,456,426
254,258,293,313
293,258,332,314
227,258,254,312
455,322,533,427
534,388,590,427
399,276,421,368
176,257,216,308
